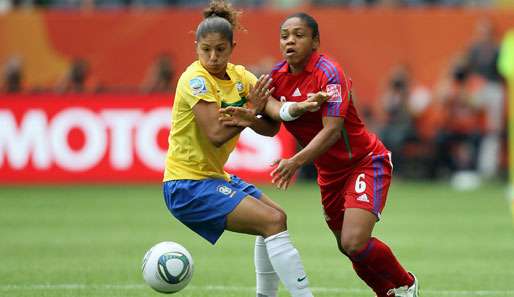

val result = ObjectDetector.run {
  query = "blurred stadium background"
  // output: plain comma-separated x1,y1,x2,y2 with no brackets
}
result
1,0,514,296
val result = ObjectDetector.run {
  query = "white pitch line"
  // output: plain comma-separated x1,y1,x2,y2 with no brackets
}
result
0,284,513,296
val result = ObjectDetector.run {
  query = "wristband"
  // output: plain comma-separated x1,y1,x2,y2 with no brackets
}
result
279,102,300,121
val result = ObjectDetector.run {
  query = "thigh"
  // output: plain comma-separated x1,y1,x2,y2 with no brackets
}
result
228,174,263,198
162,179,253,245
259,193,286,215
340,208,376,250
344,152,393,220
225,195,284,236
320,183,346,232
229,174,286,216
329,209,377,250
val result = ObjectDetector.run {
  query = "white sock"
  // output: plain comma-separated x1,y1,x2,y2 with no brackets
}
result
264,231,313,297
255,236,279,297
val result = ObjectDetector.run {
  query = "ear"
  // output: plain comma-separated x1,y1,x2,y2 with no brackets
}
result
232,41,237,50
312,37,320,51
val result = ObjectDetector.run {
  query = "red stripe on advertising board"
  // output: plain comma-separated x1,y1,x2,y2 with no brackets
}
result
0,94,295,184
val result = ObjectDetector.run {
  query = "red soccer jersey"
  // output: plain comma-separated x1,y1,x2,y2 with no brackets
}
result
270,52,386,184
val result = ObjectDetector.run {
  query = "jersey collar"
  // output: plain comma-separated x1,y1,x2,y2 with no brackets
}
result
278,51,320,74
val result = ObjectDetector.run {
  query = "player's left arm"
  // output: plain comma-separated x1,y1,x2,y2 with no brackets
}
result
271,116,343,189
271,66,351,189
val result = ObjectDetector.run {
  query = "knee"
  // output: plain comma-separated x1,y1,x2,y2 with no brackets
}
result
340,234,370,256
336,241,346,256
261,209,287,237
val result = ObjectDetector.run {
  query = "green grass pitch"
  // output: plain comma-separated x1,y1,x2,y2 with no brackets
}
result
1,181,513,297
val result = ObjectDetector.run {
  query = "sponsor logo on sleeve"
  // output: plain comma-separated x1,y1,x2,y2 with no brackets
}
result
326,84,342,102
189,77,207,96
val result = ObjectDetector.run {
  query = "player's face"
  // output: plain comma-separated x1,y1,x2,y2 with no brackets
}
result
280,17,319,71
196,33,234,79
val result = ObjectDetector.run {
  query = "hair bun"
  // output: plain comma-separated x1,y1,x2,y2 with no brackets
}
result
203,0,240,30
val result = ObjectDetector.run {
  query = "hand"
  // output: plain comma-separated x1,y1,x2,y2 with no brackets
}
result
270,158,300,190
219,106,257,127
247,74,275,114
297,91,330,113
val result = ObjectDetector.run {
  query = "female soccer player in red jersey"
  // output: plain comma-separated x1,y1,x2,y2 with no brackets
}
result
220,13,420,297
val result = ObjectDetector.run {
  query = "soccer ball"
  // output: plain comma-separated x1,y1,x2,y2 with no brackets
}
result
142,241,194,294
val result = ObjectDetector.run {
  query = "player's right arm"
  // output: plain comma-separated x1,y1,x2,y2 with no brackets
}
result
193,100,244,147
180,74,243,148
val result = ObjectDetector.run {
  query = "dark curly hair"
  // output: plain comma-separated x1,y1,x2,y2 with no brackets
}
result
282,12,320,42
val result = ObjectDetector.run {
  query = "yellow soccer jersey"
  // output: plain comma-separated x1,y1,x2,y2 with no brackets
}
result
163,61,257,181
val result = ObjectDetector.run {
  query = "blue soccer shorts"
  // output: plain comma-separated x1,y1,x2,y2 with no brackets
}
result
162,175,262,245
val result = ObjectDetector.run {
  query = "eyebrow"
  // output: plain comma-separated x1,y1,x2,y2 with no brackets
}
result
281,27,305,32
199,42,228,47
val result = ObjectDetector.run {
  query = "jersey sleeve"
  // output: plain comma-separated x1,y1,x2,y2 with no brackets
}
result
180,74,218,108
320,68,351,118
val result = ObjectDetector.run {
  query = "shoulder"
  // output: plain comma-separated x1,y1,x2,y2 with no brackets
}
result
231,63,257,85
177,62,215,97
314,54,346,84
180,62,213,85
232,64,253,79
231,63,246,74
270,60,287,77
181,61,211,80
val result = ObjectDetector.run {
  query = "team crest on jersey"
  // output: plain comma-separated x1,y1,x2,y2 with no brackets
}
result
235,81,244,93
189,76,207,96
217,185,233,196
326,84,343,102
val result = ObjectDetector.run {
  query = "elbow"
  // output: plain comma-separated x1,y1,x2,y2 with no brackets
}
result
206,132,226,148
263,125,280,137
210,136,225,148
212,140,224,148
270,125,281,136
327,128,342,144
266,119,282,136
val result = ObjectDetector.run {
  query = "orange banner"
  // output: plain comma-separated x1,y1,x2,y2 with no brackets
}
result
1,8,514,104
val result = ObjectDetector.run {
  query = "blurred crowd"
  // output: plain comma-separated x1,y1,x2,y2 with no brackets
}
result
0,15,510,185
0,0,508,10
1,53,175,94
364,18,508,186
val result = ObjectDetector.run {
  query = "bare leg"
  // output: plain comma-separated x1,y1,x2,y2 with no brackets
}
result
226,195,313,297
338,208,413,290
330,208,394,296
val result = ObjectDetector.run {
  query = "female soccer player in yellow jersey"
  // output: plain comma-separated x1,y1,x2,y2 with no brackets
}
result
162,1,323,296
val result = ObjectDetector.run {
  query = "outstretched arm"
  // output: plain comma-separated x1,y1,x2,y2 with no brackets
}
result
271,116,343,189
218,74,281,136
264,91,330,122
219,107,280,136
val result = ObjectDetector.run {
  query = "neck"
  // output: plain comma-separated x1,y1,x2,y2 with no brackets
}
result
289,52,314,74
289,64,304,74
212,71,229,80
